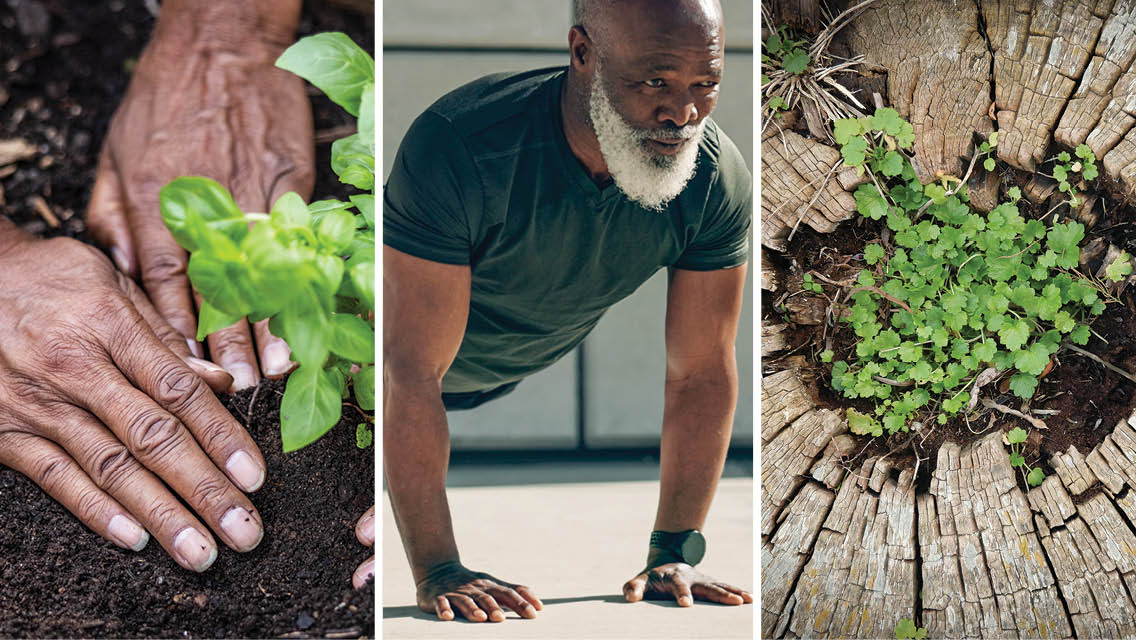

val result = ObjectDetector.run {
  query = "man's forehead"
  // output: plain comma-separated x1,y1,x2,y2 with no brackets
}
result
594,0,724,67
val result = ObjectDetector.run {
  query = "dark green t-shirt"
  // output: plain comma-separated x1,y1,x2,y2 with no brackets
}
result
384,67,751,393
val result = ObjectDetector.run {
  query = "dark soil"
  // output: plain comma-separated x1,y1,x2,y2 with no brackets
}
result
0,380,375,638
0,1,375,637
764,175,1136,494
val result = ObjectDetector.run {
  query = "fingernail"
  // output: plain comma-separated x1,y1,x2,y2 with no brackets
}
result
679,596,692,607
185,338,205,359
227,363,257,392
173,527,217,572
220,506,264,552
489,610,505,622
357,513,374,545
108,514,149,551
110,247,130,274
261,341,296,377
226,450,265,492
352,557,374,589
187,356,227,375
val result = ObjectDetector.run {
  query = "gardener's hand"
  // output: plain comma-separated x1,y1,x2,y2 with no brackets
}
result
0,229,268,572
416,561,543,622
623,563,753,607
86,1,313,392
352,505,375,589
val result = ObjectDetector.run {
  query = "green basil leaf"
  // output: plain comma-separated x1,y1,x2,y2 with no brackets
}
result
350,194,374,227
196,299,243,341
349,261,375,311
330,133,375,190
280,365,342,452
330,313,374,362
277,309,331,368
270,191,311,229
275,32,374,117
187,251,253,318
354,364,375,411
358,82,374,155
160,176,247,250
318,209,356,253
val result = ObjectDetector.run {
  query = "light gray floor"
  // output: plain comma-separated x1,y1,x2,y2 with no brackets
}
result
382,476,754,639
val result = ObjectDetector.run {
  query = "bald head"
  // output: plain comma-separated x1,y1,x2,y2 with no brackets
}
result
572,0,723,54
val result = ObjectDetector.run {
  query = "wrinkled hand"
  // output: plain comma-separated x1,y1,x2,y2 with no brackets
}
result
0,230,268,571
87,16,315,391
623,563,753,607
352,505,375,589
416,561,543,622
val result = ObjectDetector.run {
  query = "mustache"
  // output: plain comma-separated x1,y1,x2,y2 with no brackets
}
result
632,123,702,141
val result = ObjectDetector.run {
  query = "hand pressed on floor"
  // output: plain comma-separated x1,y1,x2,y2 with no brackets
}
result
623,562,753,607
86,2,313,391
0,230,268,572
416,561,543,622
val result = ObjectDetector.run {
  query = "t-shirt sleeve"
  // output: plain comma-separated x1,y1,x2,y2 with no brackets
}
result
383,110,482,265
673,127,752,271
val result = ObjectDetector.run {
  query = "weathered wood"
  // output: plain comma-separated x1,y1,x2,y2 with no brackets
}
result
786,457,917,638
1050,444,1098,495
763,324,793,357
762,251,782,292
761,127,865,251
810,433,858,490
919,433,1072,639
983,0,1107,171
761,368,815,444
844,0,993,183
766,0,824,35
762,482,836,638
761,407,846,537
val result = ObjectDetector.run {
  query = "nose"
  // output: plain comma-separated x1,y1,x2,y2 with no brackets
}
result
658,91,699,128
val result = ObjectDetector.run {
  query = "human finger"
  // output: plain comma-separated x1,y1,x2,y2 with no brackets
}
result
0,431,149,552
473,593,506,622
204,316,260,393
35,406,225,571
447,594,487,622
117,272,232,392
487,585,537,619
90,311,267,495
671,578,694,607
352,555,374,589
623,575,647,602
434,596,455,621
126,202,200,357
692,582,743,605
512,584,543,611
71,369,264,553
86,146,137,278
254,318,296,379
355,505,375,547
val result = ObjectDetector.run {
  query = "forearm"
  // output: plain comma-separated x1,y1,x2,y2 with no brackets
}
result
653,359,738,532
0,216,31,256
383,378,461,583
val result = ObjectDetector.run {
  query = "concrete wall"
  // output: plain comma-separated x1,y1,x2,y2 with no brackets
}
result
383,0,753,450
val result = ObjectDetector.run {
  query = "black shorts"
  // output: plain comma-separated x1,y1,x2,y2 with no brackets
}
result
441,380,520,411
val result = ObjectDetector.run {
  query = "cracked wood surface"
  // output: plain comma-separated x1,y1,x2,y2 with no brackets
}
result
844,0,994,184
760,126,866,251
762,364,1136,637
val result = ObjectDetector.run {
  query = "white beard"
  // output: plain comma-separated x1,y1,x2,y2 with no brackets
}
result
587,63,705,211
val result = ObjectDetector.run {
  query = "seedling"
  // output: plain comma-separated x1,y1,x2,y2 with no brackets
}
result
1049,144,1099,209
763,26,810,75
828,109,1107,436
160,32,375,452
1006,426,1045,487
894,618,927,640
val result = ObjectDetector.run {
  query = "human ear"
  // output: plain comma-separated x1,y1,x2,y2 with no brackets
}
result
567,25,593,70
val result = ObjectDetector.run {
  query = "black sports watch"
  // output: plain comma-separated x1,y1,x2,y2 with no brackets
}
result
647,529,706,568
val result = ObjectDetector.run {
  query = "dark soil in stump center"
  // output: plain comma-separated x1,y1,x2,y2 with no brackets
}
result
764,188,1136,495
0,1,375,637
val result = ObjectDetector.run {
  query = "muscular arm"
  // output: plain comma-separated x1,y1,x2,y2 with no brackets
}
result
655,265,746,533
383,246,470,580
622,264,752,607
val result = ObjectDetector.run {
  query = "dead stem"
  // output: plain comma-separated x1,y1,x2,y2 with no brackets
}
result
1064,343,1136,385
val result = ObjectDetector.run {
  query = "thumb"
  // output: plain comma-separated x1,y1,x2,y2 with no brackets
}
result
86,146,137,278
623,575,647,602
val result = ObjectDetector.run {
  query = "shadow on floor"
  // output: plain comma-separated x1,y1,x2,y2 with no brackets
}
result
383,594,740,620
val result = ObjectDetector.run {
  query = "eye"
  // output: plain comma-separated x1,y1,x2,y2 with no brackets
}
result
697,80,719,89
643,78,665,88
